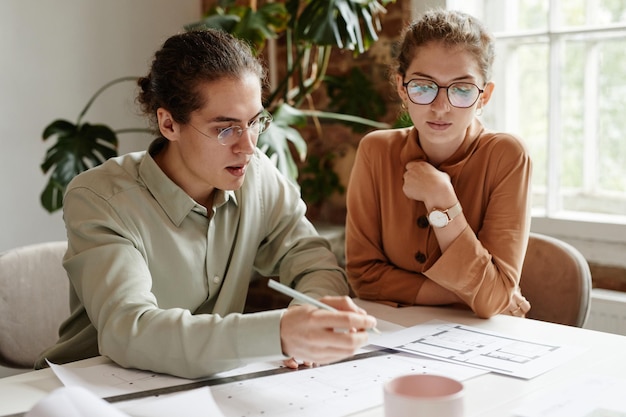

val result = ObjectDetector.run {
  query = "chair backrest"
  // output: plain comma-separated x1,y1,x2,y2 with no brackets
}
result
520,233,592,328
0,241,69,368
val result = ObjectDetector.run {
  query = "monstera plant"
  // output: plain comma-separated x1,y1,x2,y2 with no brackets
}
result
40,77,150,212
40,0,394,213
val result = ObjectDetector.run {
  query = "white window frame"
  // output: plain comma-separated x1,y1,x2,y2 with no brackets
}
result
409,0,626,267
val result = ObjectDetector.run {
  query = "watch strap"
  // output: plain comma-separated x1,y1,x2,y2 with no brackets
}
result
446,201,462,221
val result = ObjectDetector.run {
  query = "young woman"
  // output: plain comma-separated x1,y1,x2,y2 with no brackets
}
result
346,9,532,319
36,29,376,378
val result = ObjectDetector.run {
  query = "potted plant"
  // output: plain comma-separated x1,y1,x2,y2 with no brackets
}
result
40,0,395,213
189,0,393,176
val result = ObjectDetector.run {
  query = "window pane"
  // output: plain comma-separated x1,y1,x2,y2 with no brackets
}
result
561,41,584,191
516,0,549,31
557,37,626,216
558,0,626,27
597,39,626,213
448,0,626,219
517,44,549,211
449,0,548,32
486,41,549,211
599,39,626,192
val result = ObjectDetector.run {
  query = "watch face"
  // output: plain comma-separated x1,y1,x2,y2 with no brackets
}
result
428,210,449,228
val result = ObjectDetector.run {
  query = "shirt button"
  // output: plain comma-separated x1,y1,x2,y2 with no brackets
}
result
212,275,221,284
414,252,426,263
417,215,429,228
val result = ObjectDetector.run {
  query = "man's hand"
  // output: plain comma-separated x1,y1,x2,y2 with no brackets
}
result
279,296,377,367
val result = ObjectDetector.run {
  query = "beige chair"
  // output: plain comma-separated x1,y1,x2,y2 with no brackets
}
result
520,233,592,328
0,241,69,368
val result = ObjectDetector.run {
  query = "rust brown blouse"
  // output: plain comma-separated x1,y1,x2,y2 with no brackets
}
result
345,119,532,318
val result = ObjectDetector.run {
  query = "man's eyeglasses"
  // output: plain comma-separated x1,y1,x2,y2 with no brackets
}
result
402,79,484,108
189,111,273,146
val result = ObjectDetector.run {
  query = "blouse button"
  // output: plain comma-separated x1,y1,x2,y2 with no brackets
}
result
212,275,221,284
416,215,429,228
414,252,426,263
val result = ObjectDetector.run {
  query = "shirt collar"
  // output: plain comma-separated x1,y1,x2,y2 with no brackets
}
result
138,148,237,226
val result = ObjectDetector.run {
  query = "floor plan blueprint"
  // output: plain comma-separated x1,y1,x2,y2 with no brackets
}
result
375,320,585,379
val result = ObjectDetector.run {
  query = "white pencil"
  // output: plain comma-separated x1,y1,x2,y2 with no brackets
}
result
267,279,381,334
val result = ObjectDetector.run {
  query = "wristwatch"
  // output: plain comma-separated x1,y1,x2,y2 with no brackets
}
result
428,202,462,228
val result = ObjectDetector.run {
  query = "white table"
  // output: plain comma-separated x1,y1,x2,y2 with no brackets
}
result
2,299,626,417
354,300,626,417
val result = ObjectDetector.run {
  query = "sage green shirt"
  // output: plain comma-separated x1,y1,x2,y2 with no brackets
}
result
36,144,349,378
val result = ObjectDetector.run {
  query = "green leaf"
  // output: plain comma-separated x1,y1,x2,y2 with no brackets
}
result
186,3,288,52
325,67,387,132
42,119,77,140
40,178,66,214
258,125,301,181
299,153,345,205
295,0,389,53
40,121,119,213
185,14,240,33
258,104,308,181
271,103,308,128
235,3,288,40
392,111,414,128
298,109,390,129
296,1,345,47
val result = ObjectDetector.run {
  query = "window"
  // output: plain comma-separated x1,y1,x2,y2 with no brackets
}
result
444,0,626,266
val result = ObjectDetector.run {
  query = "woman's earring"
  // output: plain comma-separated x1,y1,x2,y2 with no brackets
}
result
401,101,408,110
476,106,483,116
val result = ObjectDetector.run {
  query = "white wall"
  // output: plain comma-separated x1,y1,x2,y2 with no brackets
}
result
0,0,201,252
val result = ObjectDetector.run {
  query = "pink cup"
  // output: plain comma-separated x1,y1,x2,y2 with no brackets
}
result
384,374,465,417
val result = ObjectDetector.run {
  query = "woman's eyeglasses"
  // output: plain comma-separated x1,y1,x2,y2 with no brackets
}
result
402,79,484,108
189,111,273,145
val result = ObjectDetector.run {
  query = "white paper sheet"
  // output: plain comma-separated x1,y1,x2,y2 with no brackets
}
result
46,360,193,398
46,361,226,417
25,386,129,417
210,351,486,417
373,320,586,379
116,387,224,417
